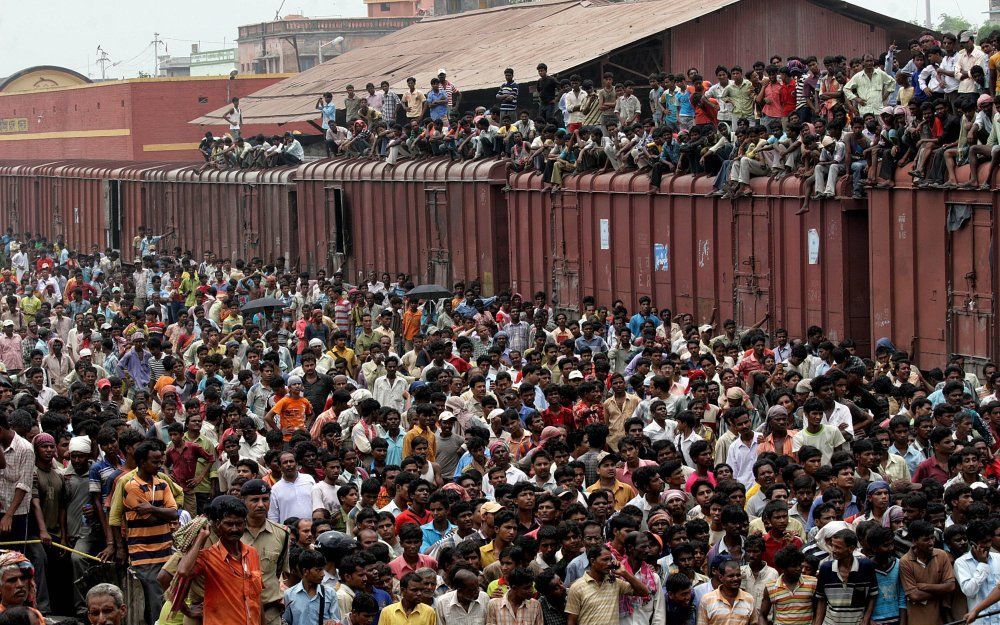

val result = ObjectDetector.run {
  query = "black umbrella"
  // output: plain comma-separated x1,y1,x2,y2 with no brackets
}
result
405,284,453,300
241,297,286,315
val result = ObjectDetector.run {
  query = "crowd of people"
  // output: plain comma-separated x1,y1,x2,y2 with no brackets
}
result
197,30,1000,200
3,204,1000,625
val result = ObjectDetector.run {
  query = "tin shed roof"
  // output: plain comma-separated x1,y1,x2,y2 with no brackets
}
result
192,0,741,125
191,0,927,126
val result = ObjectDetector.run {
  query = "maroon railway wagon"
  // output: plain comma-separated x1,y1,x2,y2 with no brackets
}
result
0,160,162,254
868,165,1000,368
506,170,870,353
2,155,997,367
141,165,299,268
296,158,510,296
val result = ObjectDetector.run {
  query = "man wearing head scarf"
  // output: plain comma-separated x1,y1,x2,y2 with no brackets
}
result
117,332,152,389
0,551,44,622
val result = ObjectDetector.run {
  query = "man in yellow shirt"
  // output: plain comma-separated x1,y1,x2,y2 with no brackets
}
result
585,452,636,510
402,404,437,461
327,331,360,378
379,572,436,625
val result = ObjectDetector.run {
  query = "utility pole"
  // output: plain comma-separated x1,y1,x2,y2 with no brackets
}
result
925,0,932,29
96,46,111,80
151,32,164,76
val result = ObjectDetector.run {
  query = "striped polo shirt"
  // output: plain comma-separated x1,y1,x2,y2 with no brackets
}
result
696,588,756,625
765,575,817,625
122,473,177,566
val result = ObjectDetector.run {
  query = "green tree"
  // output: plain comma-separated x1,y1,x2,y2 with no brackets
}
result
936,13,974,35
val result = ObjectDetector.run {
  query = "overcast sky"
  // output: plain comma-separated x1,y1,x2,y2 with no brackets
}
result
0,0,989,79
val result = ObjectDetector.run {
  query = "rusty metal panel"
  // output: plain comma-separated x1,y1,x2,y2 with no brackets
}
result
946,200,995,367
868,186,949,365
669,0,890,83
763,176,870,354
506,171,553,303
296,158,508,294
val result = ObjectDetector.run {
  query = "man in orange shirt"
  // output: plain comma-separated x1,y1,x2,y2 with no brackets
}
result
401,299,422,352
265,376,313,441
178,495,263,625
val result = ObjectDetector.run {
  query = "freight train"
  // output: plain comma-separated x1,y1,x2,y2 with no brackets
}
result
0,158,993,369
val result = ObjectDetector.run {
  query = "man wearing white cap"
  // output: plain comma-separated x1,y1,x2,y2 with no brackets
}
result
65,436,98,616
437,69,461,117
289,338,334,376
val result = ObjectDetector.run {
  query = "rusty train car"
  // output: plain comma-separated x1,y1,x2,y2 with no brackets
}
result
0,157,991,367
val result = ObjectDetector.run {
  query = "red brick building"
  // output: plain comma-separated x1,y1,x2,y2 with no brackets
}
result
0,70,296,161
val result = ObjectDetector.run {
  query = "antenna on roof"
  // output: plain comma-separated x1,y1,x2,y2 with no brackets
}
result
274,0,287,20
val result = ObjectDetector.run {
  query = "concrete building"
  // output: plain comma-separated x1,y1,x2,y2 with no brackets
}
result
190,46,239,77
364,0,433,18
157,56,191,77
0,70,297,161
433,0,511,17
237,14,421,74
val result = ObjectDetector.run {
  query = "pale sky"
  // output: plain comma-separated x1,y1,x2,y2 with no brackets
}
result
0,0,988,79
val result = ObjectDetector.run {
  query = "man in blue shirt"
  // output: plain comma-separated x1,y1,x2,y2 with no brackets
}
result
628,295,661,337
316,92,337,130
427,79,448,122
420,492,453,553
284,549,341,625
574,321,608,355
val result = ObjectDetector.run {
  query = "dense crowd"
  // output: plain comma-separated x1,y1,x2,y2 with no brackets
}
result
198,30,1000,201
2,188,1000,625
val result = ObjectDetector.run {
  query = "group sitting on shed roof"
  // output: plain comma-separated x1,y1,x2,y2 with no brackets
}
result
197,30,1000,208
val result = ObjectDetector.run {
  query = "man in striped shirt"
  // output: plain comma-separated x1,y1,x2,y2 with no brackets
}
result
697,559,757,625
758,547,817,625
814,529,878,625
122,439,178,625
496,68,519,123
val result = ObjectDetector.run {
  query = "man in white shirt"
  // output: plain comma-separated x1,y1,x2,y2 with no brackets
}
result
939,33,961,101
562,75,588,133
372,355,408,413
706,68,734,126
268,450,316,523
956,31,987,94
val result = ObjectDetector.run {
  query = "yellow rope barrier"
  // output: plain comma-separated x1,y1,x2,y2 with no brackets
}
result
0,539,107,563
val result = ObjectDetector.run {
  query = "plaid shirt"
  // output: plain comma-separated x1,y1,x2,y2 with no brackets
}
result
381,91,402,122
539,596,566,625
503,321,530,353
0,434,35,515
486,595,543,625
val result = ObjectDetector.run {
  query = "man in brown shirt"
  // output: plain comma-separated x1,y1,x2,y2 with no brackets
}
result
899,520,956,625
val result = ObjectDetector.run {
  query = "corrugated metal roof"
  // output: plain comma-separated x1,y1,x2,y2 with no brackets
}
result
192,0,741,125
191,0,923,126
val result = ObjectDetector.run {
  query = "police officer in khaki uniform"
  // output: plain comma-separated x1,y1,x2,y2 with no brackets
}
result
241,479,291,625
159,480,290,625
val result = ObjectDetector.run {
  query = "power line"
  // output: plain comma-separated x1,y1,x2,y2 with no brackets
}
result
111,42,153,70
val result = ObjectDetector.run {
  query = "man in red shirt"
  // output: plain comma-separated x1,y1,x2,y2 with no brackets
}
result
760,500,803,567
912,427,955,484
541,386,572,428
394,479,433,532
